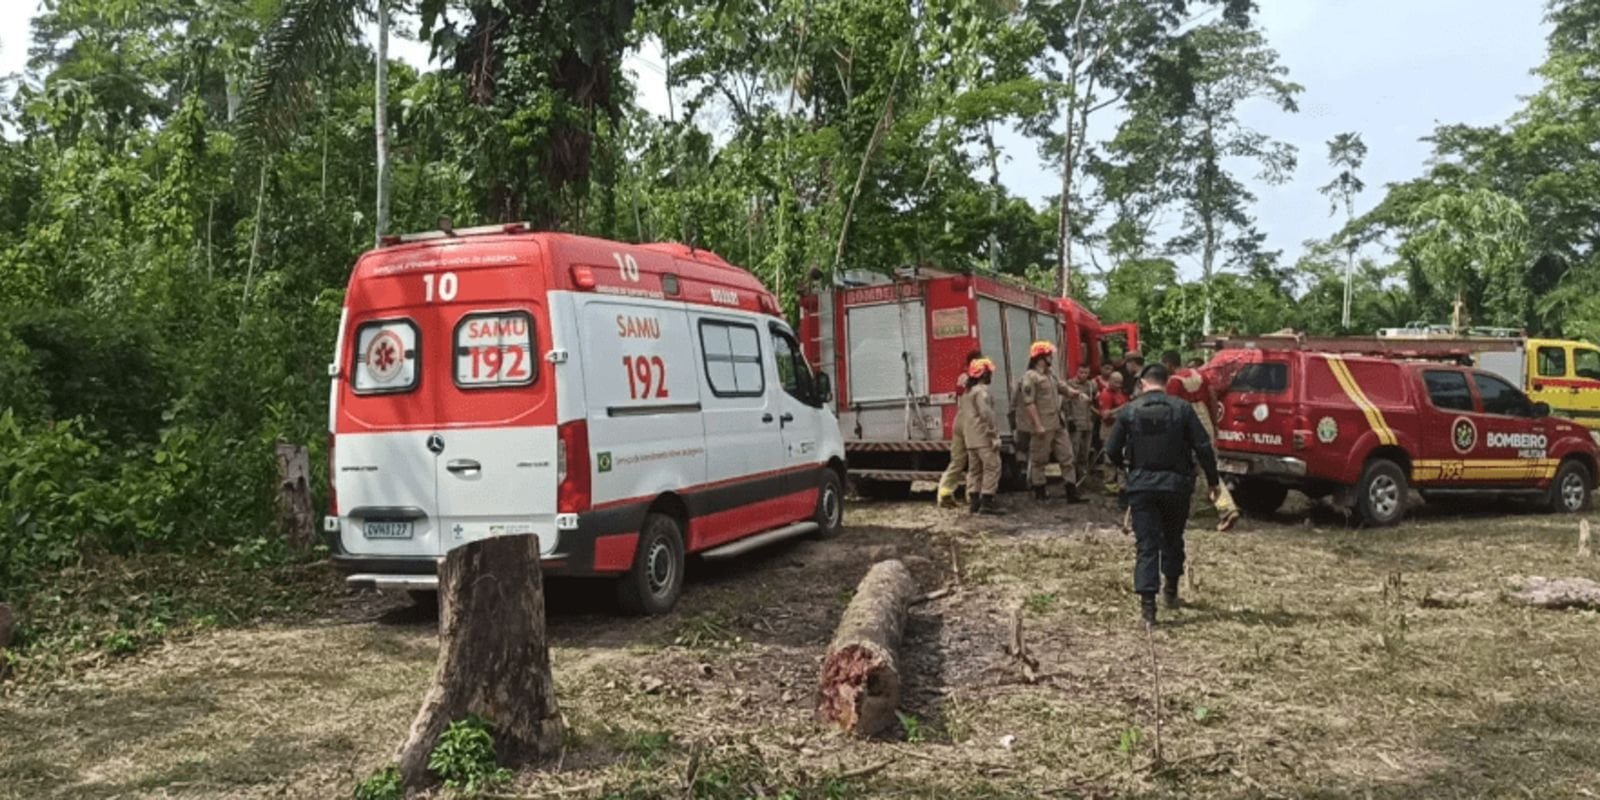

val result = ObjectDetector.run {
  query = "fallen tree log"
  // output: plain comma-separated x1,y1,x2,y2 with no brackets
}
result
397,535,562,789
1506,576,1600,610
816,560,917,737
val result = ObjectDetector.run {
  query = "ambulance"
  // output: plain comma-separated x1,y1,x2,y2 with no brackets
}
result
324,224,847,614
1204,334,1600,527
798,268,1137,496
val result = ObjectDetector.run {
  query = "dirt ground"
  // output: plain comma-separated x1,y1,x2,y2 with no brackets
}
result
4,489,1600,799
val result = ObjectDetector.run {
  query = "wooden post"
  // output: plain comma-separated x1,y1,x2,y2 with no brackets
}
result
816,560,917,737
397,535,562,789
274,442,314,551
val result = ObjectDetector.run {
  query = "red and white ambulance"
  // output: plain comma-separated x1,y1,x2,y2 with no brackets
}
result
324,224,847,614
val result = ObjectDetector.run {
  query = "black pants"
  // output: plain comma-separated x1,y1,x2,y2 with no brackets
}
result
1128,490,1190,596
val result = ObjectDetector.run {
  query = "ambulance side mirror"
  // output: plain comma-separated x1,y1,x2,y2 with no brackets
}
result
814,370,833,405
1532,401,1551,419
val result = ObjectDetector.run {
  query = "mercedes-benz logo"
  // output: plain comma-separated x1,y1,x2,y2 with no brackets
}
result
426,434,445,454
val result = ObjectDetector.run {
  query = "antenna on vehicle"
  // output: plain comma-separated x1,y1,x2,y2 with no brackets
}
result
438,215,456,237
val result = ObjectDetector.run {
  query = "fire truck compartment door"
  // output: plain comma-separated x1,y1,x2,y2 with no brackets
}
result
846,301,928,403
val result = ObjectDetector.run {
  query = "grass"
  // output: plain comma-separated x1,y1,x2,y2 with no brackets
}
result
2,498,1599,797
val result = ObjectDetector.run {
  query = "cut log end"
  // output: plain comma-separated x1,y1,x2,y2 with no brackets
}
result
816,560,917,738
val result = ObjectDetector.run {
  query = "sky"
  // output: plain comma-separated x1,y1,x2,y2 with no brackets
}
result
0,1,1552,274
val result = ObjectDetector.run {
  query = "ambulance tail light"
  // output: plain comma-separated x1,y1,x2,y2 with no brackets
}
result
557,420,592,513
570,265,596,290
327,433,339,515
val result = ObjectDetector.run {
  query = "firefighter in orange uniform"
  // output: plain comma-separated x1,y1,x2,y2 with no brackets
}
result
961,358,1005,515
1020,341,1088,503
937,350,986,509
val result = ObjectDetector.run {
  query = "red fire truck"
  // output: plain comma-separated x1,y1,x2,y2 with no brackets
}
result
798,268,1138,496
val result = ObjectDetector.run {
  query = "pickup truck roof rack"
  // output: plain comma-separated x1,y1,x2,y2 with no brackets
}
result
1200,334,1522,360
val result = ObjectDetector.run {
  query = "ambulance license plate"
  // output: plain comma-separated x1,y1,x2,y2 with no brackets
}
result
363,521,414,539
1218,459,1249,475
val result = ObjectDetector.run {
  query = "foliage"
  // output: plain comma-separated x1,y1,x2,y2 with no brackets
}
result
1398,188,1531,329
428,715,513,793
352,765,403,800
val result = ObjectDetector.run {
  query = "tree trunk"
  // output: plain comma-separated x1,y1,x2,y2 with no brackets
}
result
815,560,918,737
274,442,314,551
1507,576,1600,610
984,123,1001,275
1057,88,1077,298
374,0,391,246
0,603,13,683
397,535,563,789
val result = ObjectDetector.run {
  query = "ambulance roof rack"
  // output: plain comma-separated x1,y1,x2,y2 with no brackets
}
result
1200,333,1522,359
379,221,530,246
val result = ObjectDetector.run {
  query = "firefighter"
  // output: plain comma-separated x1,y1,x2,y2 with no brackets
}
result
936,350,987,509
1098,371,1130,492
1066,364,1097,483
1009,371,1030,476
1162,350,1241,531
1105,364,1221,627
1020,341,1088,503
961,358,1005,515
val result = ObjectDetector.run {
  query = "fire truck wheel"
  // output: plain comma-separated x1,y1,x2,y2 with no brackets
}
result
1547,459,1593,514
616,513,686,616
1232,479,1289,516
1355,459,1408,527
813,471,845,539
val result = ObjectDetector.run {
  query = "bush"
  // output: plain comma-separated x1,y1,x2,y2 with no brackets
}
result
429,716,512,793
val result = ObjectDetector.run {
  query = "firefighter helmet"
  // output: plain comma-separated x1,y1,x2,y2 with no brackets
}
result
967,358,996,380
1029,341,1056,360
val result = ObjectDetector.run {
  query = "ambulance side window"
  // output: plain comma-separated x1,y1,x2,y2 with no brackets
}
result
1424,370,1473,412
770,327,815,406
1474,372,1532,417
699,320,765,398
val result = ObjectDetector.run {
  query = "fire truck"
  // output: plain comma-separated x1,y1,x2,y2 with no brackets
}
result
1374,325,1600,430
798,268,1138,496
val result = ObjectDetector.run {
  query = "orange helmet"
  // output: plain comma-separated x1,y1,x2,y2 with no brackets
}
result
1030,341,1056,360
967,358,996,380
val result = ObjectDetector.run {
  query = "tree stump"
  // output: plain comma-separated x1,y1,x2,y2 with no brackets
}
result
1507,576,1600,610
274,441,314,551
816,560,917,737
397,535,562,789
0,603,14,683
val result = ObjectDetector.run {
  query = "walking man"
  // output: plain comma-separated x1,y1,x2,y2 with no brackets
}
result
1162,350,1241,531
1105,364,1221,627
937,350,987,509
961,358,1004,515
1019,342,1087,503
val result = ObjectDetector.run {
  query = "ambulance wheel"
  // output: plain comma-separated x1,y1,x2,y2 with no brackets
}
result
1355,459,1408,527
1547,459,1593,514
813,471,845,539
616,513,685,616
1233,479,1289,516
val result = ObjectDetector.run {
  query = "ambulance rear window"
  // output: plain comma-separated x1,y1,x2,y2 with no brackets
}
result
454,311,537,389
353,319,420,395
1230,362,1288,393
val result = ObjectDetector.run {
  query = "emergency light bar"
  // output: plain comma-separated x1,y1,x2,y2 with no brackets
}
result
379,221,530,247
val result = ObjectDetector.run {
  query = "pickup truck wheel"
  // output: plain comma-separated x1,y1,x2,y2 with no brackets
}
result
1233,479,1289,516
616,513,685,616
1355,459,1408,527
1547,460,1593,514
813,471,845,539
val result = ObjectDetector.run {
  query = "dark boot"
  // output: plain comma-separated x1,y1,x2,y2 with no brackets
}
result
979,494,1008,516
1033,485,1047,501
968,492,982,514
1064,482,1088,504
1140,594,1158,627
1163,580,1181,610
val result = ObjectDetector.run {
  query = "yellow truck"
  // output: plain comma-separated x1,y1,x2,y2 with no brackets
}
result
1377,326,1600,429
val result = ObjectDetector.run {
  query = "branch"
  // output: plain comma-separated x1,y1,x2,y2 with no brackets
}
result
237,0,358,154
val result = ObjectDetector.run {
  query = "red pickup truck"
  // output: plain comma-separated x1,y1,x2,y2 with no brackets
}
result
1209,348,1600,526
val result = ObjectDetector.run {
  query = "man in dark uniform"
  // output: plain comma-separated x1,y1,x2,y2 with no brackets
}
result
1105,364,1221,627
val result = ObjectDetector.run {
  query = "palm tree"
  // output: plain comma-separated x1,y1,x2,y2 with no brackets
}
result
238,0,390,245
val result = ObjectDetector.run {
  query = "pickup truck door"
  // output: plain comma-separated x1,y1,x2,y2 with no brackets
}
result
1471,371,1548,484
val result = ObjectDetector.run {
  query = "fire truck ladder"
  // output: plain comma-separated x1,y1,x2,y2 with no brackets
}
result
894,281,934,441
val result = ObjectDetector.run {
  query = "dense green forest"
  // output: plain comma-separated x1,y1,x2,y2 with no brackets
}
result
1,0,1598,642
